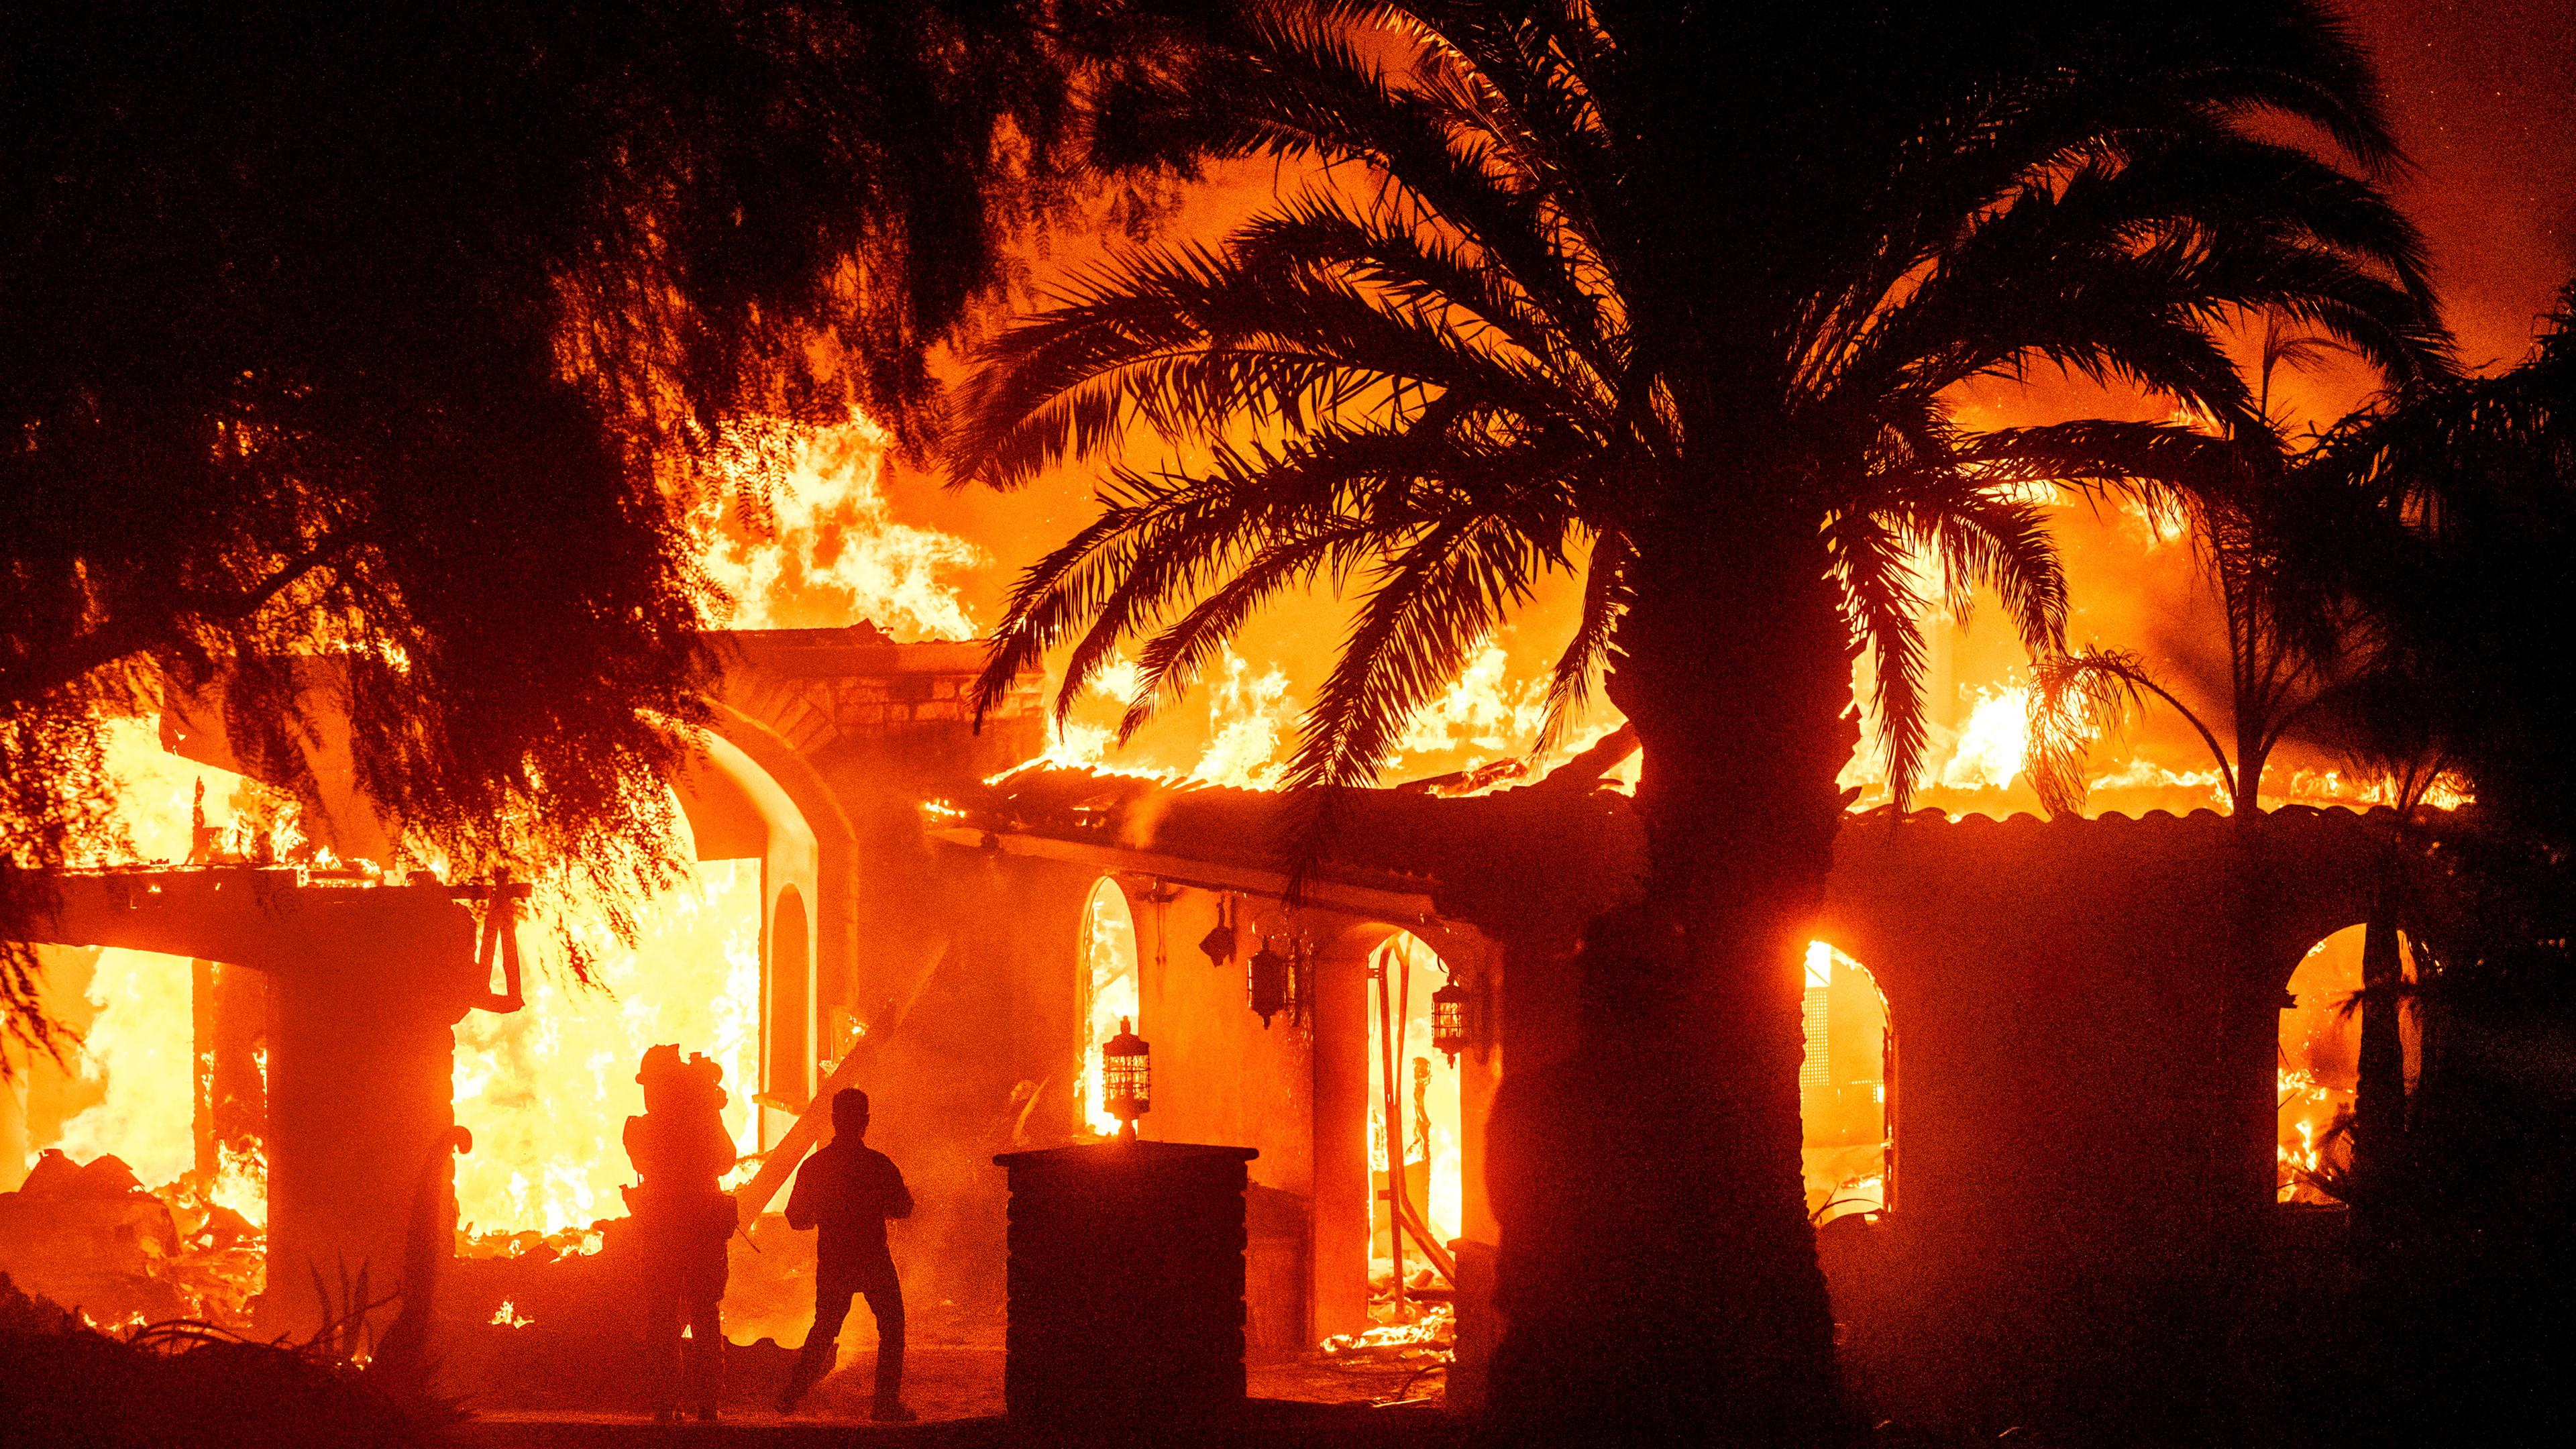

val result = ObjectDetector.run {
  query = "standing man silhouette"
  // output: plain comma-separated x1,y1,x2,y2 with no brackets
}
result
778,1088,914,1420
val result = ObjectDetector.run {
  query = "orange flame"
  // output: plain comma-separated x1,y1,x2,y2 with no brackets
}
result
695,415,985,640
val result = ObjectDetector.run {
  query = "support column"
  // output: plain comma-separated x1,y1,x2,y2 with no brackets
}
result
1458,941,1503,1246
259,953,460,1344
1309,942,1371,1341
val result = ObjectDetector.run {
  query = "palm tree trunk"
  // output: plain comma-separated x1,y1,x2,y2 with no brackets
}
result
1485,523,1852,1446
2353,875,2406,1183
2222,771,2276,1229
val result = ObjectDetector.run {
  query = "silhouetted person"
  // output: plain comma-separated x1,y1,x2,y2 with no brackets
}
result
777,1088,914,1420
624,1044,739,1423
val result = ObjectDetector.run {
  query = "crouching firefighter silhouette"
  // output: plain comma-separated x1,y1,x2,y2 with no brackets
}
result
777,1088,914,1420
625,1045,740,1423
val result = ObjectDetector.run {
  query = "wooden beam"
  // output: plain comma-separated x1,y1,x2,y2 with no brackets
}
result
735,934,951,1219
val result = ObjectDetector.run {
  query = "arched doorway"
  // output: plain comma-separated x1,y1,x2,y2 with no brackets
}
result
447,727,817,1239
1801,940,1890,1224
1366,932,1460,1293
2279,923,2419,1205
1077,878,1140,1138
448,788,771,1238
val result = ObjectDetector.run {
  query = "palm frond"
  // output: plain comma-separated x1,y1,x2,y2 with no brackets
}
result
959,0,2443,845
1291,507,1553,791
1824,508,1934,804
2027,647,2235,816
957,235,1591,490
1535,525,1632,754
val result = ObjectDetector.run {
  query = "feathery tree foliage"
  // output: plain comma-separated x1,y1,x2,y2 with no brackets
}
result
2305,282,2576,1191
0,0,1204,1060
955,2,2447,1439
2028,287,2576,1222
2010,343,2443,1218
2270,290,2576,1432
2308,280,2576,847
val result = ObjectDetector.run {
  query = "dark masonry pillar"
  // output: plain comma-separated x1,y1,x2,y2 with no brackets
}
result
994,1142,1258,1430
262,949,460,1343
14,869,476,1346
256,887,479,1346
191,959,267,1180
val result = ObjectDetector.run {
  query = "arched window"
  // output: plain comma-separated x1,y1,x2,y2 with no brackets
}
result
766,885,810,1105
1801,940,1890,1224
2279,924,2419,1205
1077,879,1140,1138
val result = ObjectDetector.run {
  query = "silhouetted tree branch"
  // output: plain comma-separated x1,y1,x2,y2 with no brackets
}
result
0,0,1212,1061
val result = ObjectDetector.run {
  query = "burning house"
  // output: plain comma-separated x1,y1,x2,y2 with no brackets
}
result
2,614,2424,1426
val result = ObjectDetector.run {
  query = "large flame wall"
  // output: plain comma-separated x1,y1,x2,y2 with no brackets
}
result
451,859,765,1239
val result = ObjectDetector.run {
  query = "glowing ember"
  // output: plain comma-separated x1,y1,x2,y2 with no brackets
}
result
2273,925,2408,1205
490,1299,536,1328
2276,1064,2343,1197
1322,1301,1454,1358
209,1136,268,1230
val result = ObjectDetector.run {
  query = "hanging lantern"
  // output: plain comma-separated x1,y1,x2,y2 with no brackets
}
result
1248,943,1290,1026
1102,1017,1150,1140
1432,975,1470,1063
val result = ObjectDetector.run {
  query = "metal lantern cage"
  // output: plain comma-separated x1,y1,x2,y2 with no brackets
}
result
1102,1017,1150,1139
1248,943,1291,1026
1432,975,1470,1062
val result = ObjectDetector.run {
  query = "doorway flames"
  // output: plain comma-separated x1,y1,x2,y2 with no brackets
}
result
449,857,764,1245
1801,941,1890,1224
2278,924,2420,1205
2,723,771,1326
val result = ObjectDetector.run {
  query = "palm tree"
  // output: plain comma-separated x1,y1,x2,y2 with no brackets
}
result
2304,667,2456,1184
954,4,2445,1439
2031,633,2455,1205
2019,318,2377,824
2308,280,2576,848
2298,279,2576,1190
2017,329,2446,1222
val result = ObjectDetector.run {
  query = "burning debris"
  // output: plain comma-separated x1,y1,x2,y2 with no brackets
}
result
1321,1297,1454,1409
0,1144,268,1335
1322,1297,1454,1368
